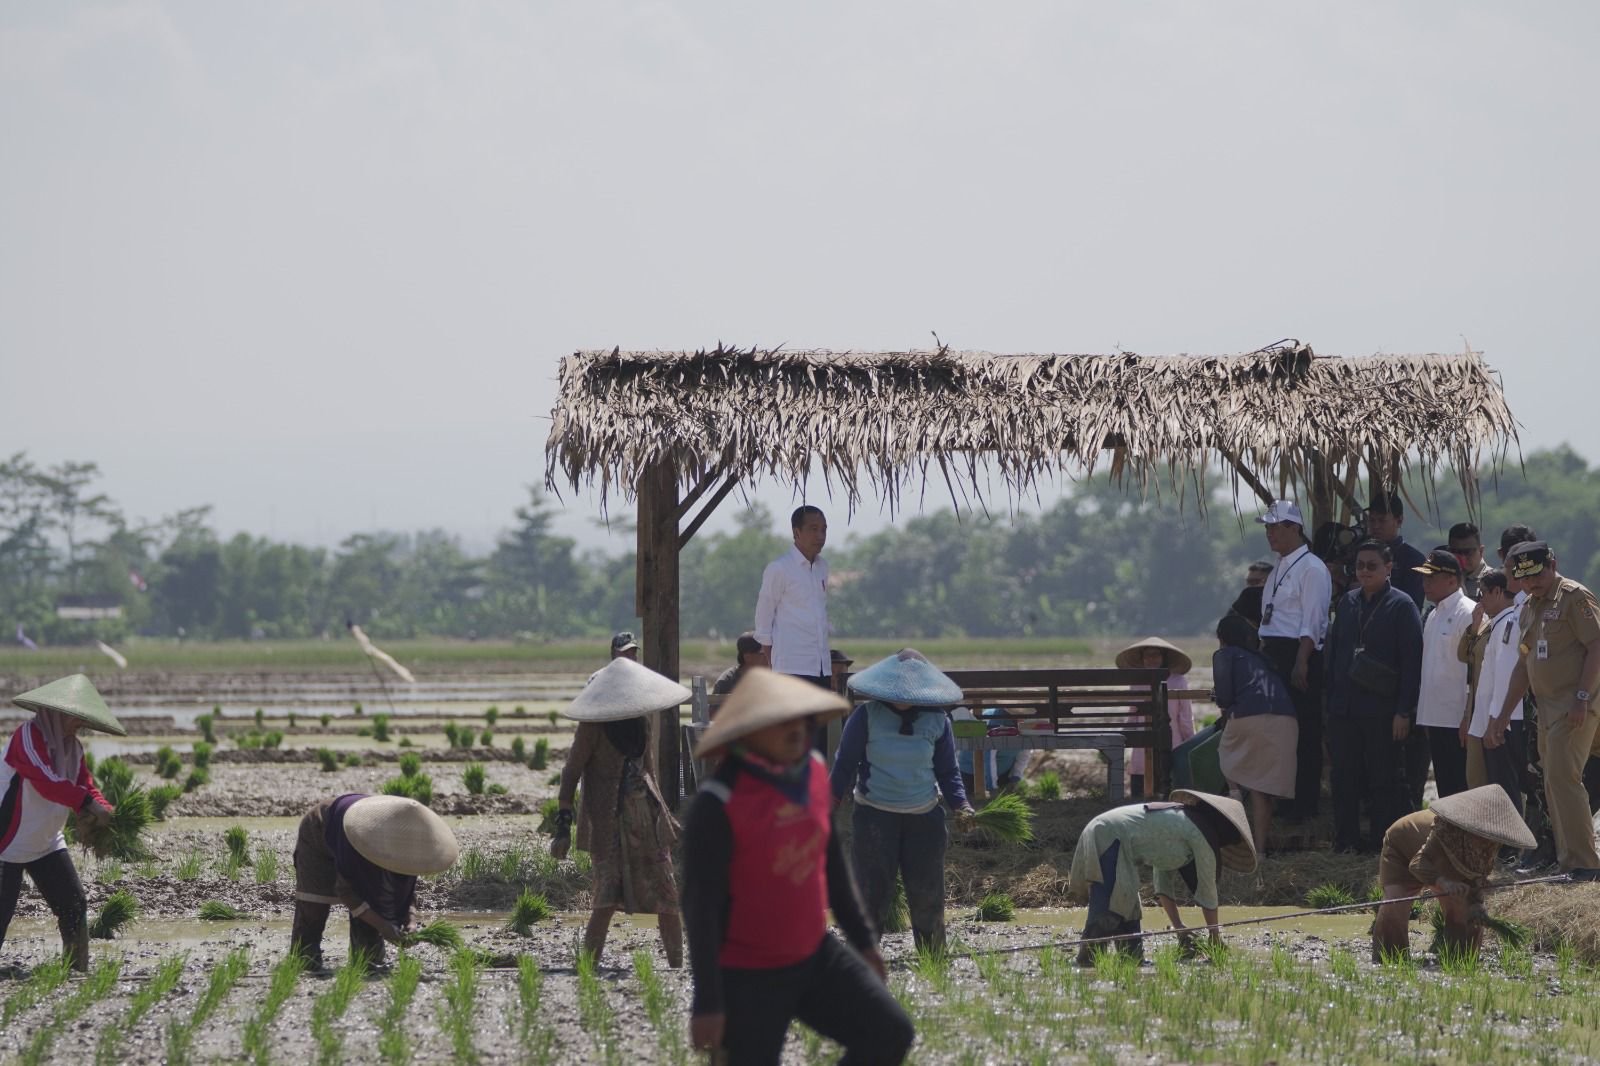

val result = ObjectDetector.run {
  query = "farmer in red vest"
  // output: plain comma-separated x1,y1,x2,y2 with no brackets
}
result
682,668,914,1065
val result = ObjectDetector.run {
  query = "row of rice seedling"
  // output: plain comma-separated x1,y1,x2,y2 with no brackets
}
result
241,952,306,1066
439,949,483,1065
632,950,688,1066
377,953,424,1066
310,954,369,1066
94,954,185,1066
167,946,249,1066
17,957,122,1066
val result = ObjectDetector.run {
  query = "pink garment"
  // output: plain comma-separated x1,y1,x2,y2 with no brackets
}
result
1127,673,1194,776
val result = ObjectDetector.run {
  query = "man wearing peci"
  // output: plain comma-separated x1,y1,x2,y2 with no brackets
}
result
1257,501,1333,822
753,506,833,689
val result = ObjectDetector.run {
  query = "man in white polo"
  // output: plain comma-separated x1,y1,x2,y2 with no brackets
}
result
753,505,832,688
1257,500,1333,822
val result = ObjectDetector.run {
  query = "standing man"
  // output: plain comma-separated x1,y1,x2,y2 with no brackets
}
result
753,506,832,688
1365,492,1427,611
1464,570,1525,814
1256,501,1333,822
1449,523,1491,601
1324,541,1423,852
1413,549,1474,802
1484,542,1600,879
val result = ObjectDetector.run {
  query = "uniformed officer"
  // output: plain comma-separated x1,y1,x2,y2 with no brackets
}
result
1484,541,1600,879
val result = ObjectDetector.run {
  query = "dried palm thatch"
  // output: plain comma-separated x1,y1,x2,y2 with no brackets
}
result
544,343,1518,516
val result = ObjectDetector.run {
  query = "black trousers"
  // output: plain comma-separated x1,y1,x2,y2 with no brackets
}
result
0,848,87,954
1328,715,1404,852
1422,725,1469,799
852,804,948,952
1261,638,1323,816
720,934,914,1066
289,900,386,968
1402,730,1429,812
1485,721,1527,815
786,674,835,752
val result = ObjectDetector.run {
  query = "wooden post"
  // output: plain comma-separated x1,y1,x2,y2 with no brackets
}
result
637,461,682,807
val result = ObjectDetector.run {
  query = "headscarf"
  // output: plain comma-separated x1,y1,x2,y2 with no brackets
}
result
1434,822,1499,883
30,707,85,780
1217,613,1261,654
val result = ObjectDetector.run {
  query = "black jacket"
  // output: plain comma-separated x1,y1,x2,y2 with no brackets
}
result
1325,583,1423,719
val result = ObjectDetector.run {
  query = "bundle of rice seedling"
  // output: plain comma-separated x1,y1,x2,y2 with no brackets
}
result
880,878,911,934
77,787,154,860
537,798,560,835
405,921,466,951
487,783,508,796
147,784,183,820
195,713,216,744
225,825,251,864
511,737,527,761
443,723,462,748
464,763,486,796
485,707,500,726
154,746,183,780
530,738,549,770
373,714,391,742
316,748,339,772
199,900,248,921
191,741,213,769
509,890,553,935
183,768,209,793
1425,902,1530,953
1031,771,1061,800
1306,883,1357,909
975,892,1015,922
399,752,422,778
89,889,139,939
95,757,136,805
971,792,1034,844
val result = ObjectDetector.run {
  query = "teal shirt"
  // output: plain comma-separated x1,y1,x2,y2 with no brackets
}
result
1068,805,1220,919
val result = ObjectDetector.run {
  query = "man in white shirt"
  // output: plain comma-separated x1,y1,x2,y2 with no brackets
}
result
1256,500,1333,820
753,506,832,687
1464,569,1524,813
1412,549,1475,802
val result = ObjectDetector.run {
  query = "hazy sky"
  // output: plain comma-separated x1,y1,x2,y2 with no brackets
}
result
3,2,1596,554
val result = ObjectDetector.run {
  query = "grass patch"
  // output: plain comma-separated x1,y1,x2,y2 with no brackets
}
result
242,952,306,1066
1306,882,1357,909
89,889,140,939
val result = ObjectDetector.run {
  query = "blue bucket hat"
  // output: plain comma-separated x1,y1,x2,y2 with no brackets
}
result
848,648,963,707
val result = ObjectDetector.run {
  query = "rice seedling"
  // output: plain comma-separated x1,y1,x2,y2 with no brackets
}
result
480,728,494,747
547,710,559,726
530,737,550,769
975,891,1015,922
406,919,466,951
399,751,422,777
880,876,911,934
487,782,508,795
17,957,121,1066
1307,882,1357,909
147,783,183,819
167,946,249,1066
382,772,434,807
95,756,136,803
511,736,527,760
196,713,216,744
255,707,266,729
155,745,183,779
254,847,280,883
175,847,203,880
634,949,687,1065
317,747,339,772
263,730,285,748
320,712,332,727
137,859,159,877
377,953,423,1066
373,713,392,742
515,704,527,716
457,846,490,880
236,732,263,750
200,899,248,920
354,702,364,715
439,948,483,1065
242,952,306,1066
971,791,1034,843
510,889,554,934
223,852,246,880
515,953,556,1064
537,797,560,834
225,824,252,863
191,740,214,768
399,736,413,747
97,857,123,883
183,767,209,793
289,712,299,727
486,706,500,726
310,954,369,1066
0,956,70,1026
95,954,184,1066
577,949,620,1066
342,751,362,767
464,762,486,795
500,846,528,882
1032,771,1061,800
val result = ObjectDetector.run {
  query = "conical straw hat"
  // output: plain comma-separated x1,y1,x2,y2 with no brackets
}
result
563,658,691,723
1172,789,1258,872
1114,637,1193,676
694,668,848,761
12,674,127,736
847,649,963,707
343,795,460,875
1429,785,1536,849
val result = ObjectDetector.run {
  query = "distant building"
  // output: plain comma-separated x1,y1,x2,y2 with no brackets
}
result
54,595,123,621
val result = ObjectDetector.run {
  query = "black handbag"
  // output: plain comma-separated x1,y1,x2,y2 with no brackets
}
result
1348,648,1400,697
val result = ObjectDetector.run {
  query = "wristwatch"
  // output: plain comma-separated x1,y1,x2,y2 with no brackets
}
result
1578,690,1592,703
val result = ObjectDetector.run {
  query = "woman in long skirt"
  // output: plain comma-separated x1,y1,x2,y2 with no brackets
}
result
1213,613,1299,857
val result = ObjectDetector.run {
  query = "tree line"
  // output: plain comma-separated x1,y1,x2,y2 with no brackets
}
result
3,448,1597,645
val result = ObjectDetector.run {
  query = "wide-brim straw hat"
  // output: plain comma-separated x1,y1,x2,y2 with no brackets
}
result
1430,785,1537,850
12,674,127,736
694,668,848,760
563,658,691,723
344,795,460,875
848,649,963,707
1114,637,1193,676
1172,789,1258,872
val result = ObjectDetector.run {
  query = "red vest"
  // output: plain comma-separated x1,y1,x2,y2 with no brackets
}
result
719,751,832,969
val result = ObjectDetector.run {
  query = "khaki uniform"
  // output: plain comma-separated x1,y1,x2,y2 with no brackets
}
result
1458,617,1491,788
1518,577,1600,870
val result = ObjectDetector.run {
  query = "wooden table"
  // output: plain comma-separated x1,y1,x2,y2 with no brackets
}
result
957,733,1126,804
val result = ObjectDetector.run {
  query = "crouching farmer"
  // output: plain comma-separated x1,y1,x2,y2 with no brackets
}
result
1372,784,1534,962
0,676,121,973
1068,790,1257,964
683,669,914,1066
290,794,459,969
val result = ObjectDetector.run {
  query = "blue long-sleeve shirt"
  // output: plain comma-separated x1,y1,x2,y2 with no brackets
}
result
1325,584,1424,719
830,700,968,813
1212,646,1294,718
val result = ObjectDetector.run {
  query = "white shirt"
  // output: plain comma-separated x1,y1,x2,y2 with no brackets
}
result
1470,603,1525,737
753,545,831,677
1259,545,1332,648
1416,588,1476,728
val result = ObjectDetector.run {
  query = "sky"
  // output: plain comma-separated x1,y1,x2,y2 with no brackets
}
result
3,2,1596,555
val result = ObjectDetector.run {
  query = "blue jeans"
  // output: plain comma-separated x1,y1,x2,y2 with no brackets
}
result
1079,839,1142,963
851,803,948,951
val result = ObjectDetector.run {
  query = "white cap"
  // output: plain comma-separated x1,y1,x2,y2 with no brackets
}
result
1255,500,1305,527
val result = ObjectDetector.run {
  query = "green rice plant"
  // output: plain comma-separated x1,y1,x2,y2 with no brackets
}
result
405,920,466,951
97,857,123,883
373,714,391,742
254,847,280,883
515,953,555,1064
320,713,332,727
317,747,339,772
458,847,490,881
95,954,183,1066
225,824,252,864
0,956,70,1026
17,956,121,1066
1032,771,1061,800
137,859,159,877
255,707,266,729
546,710,559,726
236,732,263,750
511,737,527,761
880,876,911,934
399,736,413,747
509,889,553,934
263,730,285,749
443,723,461,747
77,786,153,859
154,745,183,779
1307,883,1357,909
485,706,500,726
191,740,213,768
633,949,687,1065
310,954,369,1066
166,946,248,1066
439,948,483,1065
514,705,527,717
500,846,528,882
480,728,494,747
536,797,560,834
463,762,486,795
195,713,216,744
975,891,1016,922
487,783,508,795
399,752,422,777
381,772,434,807
971,791,1034,843
183,768,209,793
94,756,136,804
377,953,423,1066
577,950,619,1065
223,852,245,881
175,847,203,880
242,952,306,1066
289,712,299,728
147,783,183,819
354,702,364,715
547,772,561,786
342,752,362,767
530,737,550,770
199,899,248,920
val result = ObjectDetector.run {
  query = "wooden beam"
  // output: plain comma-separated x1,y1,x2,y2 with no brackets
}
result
1216,447,1275,507
679,476,740,550
637,460,683,808
673,468,722,525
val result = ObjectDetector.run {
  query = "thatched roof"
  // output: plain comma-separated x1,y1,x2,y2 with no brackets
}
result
544,343,1518,515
